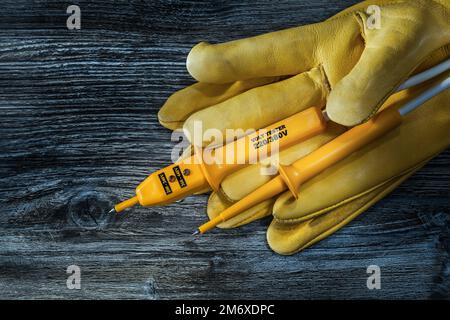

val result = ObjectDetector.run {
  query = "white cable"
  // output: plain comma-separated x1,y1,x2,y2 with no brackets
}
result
399,76,450,116
397,58,450,92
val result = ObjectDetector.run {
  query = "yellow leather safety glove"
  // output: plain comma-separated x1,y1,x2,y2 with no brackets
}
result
158,0,450,254
206,72,450,255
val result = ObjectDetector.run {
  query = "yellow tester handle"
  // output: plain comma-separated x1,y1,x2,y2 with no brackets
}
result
198,107,403,234
115,107,327,212
199,106,327,191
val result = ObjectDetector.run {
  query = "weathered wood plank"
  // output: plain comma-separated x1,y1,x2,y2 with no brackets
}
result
0,0,449,299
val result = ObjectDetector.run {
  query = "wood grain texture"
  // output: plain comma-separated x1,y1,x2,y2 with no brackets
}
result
0,0,449,300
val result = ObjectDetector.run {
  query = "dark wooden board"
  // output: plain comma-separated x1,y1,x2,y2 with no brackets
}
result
0,0,449,299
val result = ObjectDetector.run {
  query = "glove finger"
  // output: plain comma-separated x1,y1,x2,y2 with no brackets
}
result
267,163,424,255
187,0,398,84
327,2,450,126
186,14,359,83
184,67,328,147
207,192,274,229
158,77,282,130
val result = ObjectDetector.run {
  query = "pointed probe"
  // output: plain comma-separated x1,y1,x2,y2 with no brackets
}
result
109,196,139,215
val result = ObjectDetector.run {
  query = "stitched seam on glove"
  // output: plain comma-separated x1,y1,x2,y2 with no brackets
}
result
318,64,332,96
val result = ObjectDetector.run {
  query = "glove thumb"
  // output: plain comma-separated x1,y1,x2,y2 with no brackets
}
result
326,2,450,126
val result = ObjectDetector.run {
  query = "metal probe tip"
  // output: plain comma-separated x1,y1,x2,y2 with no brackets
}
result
108,208,116,215
192,230,200,236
